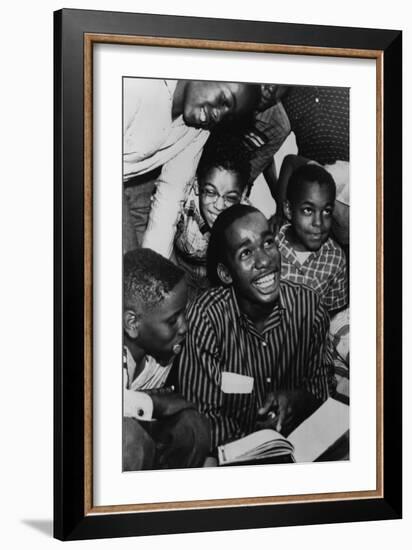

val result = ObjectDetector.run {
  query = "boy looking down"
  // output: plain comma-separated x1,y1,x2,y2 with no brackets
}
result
123,248,210,470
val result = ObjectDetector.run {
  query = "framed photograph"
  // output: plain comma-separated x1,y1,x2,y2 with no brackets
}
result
54,8,402,541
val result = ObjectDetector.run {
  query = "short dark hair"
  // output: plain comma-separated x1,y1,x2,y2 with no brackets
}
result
196,132,250,192
207,204,260,286
124,248,185,311
286,163,336,205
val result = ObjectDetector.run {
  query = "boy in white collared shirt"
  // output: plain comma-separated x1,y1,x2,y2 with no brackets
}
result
123,248,210,470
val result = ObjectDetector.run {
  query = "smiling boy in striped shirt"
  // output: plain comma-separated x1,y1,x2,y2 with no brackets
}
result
177,204,334,450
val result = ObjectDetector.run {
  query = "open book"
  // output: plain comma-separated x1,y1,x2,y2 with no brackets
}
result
218,429,294,465
218,398,349,466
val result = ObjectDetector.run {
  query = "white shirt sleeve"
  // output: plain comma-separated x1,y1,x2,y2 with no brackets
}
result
142,134,207,258
123,390,153,421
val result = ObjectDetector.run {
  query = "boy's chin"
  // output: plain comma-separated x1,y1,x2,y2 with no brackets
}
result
304,243,323,252
300,234,327,251
305,240,325,252
156,345,183,365
155,351,175,366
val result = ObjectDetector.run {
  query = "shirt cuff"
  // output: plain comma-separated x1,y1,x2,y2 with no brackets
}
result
124,390,154,421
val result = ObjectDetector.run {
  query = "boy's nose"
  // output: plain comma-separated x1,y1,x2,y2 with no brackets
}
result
215,195,226,211
312,212,322,227
255,249,270,268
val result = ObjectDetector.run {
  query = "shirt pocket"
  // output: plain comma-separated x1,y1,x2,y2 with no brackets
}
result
221,372,255,424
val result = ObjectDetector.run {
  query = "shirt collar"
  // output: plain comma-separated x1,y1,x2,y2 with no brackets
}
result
123,345,136,390
277,223,330,263
228,284,286,332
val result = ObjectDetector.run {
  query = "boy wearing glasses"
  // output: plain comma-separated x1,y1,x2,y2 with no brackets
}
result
173,134,250,297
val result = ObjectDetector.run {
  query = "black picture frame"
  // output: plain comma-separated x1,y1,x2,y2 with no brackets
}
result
54,8,402,541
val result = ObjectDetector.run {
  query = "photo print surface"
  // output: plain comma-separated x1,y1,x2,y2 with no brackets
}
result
122,77,350,472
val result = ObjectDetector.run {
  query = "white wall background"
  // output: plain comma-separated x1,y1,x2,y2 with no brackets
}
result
0,1,408,548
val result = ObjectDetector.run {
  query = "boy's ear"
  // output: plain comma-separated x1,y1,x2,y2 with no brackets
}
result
217,262,233,285
283,200,293,221
123,309,140,339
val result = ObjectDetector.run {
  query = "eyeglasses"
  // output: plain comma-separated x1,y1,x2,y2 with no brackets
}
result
201,188,242,208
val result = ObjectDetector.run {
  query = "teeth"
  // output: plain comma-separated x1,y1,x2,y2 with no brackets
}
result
199,108,206,123
255,273,275,287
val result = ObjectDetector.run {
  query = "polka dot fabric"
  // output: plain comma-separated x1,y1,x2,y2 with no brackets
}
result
283,86,349,165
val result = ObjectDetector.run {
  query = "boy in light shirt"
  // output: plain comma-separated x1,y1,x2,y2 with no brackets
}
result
276,164,349,397
174,134,250,298
123,248,210,470
276,163,348,313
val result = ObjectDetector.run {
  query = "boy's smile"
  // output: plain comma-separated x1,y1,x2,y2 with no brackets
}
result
286,181,334,252
220,211,281,311
182,81,258,130
199,167,244,228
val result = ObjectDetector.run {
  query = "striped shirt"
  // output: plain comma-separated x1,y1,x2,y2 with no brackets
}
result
177,281,333,449
276,224,348,311
241,102,291,184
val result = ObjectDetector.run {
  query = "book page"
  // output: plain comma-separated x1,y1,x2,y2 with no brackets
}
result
220,429,288,464
288,398,349,463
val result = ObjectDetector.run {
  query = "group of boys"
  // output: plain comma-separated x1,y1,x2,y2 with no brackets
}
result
122,78,348,470
123,161,347,470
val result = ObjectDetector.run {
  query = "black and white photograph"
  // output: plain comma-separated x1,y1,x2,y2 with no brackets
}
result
49,6,403,543
122,77,350,471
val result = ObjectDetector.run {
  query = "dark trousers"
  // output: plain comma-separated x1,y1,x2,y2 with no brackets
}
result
123,168,161,253
123,409,210,471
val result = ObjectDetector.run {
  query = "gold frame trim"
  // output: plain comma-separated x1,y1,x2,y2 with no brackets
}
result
83,33,384,515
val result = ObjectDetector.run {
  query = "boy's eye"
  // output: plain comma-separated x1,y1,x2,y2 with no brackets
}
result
239,248,251,260
221,91,231,108
263,236,275,248
225,194,241,205
204,189,217,199
323,208,333,216
302,207,312,215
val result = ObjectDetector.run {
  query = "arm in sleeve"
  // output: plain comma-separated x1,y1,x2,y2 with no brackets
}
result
177,304,243,450
123,390,153,421
303,297,334,400
326,250,349,312
142,134,207,258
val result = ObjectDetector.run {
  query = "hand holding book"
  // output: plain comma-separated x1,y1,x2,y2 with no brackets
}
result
256,388,322,436
218,398,349,466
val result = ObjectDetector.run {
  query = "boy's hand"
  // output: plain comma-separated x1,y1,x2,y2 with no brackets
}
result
256,389,321,435
268,213,283,236
150,392,194,419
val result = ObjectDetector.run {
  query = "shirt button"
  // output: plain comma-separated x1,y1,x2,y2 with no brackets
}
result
262,341,267,347
315,97,320,103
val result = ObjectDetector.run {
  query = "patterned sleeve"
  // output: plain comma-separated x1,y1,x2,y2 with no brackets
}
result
177,302,243,450
303,294,334,400
325,248,348,312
